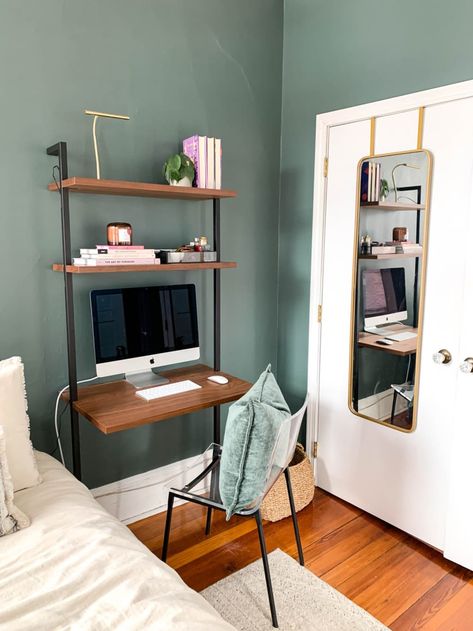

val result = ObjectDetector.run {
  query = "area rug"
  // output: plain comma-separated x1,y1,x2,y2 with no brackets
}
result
201,549,388,630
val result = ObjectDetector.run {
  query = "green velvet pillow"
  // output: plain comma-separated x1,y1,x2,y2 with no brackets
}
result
219,365,291,519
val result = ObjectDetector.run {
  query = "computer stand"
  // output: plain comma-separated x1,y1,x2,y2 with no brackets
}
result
125,370,170,389
364,322,408,336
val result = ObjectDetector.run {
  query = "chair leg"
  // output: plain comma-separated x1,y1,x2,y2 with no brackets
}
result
161,493,175,562
390,391,398,424
255,510,279,628
284,468,304,566
205,507,212,535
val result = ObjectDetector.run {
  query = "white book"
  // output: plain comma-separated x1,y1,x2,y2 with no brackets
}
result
215,138,222,189
367,163,372,202
206,137,215,189
81,250,155,259
198,136,207,188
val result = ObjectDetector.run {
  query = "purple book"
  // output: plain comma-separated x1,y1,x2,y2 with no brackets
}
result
183,135,207,187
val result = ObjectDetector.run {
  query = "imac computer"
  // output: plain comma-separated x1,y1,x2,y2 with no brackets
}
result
90,284,200,388
362,268,416,340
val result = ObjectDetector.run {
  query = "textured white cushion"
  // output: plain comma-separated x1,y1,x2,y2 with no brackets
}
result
0,426,29,536
0,357,40,491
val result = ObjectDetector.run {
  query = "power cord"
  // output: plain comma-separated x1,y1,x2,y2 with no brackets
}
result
54,377,98,465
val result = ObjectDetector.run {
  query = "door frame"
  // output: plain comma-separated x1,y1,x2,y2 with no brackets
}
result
306,78,473,471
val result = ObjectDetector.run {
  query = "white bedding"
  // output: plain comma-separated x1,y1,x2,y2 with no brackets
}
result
0,452,235,631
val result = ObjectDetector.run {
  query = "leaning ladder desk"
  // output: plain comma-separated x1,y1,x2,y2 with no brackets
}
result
47,141,244,480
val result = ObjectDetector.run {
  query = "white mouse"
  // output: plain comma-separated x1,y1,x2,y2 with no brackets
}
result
207,375,229,385
376,338,394,346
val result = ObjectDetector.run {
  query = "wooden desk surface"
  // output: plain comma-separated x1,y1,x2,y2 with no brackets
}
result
358,326,418,357
64,364,252,434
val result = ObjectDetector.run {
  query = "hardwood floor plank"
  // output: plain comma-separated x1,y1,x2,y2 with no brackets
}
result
390,566,473,630
350,544,456,626
418,579,473,630
320,527,408,586
303,513,393,576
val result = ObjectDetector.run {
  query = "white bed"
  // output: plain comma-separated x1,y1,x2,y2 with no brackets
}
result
0,451,235,631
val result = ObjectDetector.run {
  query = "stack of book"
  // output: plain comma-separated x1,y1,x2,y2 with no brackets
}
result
360,161,381,203
371,244,396,255
73,245,159,267
183,135,222,189
396,242,423,255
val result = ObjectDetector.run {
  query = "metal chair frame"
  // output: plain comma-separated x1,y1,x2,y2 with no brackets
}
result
161,397,309,629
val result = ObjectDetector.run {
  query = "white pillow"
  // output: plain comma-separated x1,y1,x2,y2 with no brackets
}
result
0,357,40,491
0,426,30,536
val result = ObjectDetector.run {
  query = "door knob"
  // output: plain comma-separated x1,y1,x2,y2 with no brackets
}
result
460,357,473,373
432,349,452,365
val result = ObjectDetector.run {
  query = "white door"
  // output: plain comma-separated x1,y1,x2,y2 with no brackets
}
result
315,97,473,552
443,153,473,567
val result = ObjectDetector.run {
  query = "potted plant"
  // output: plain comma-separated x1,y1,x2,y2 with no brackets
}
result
162,153,195,187
380,178,389,202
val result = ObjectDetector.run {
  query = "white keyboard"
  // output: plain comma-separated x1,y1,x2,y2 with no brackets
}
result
385,331,418,342
136,380,202,401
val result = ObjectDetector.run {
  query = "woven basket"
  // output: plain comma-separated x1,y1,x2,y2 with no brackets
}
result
260,443,315,522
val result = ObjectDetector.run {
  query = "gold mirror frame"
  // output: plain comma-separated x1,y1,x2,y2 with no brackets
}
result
348,149,433,432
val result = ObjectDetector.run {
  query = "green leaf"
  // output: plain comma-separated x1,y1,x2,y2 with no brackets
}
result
167,154,181,171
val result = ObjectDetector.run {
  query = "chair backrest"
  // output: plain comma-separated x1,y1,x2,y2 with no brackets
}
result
240,394,309,514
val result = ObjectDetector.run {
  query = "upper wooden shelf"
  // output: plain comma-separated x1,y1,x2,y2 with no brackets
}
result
361,201,424,211
52,261,237,274
48,177,237,201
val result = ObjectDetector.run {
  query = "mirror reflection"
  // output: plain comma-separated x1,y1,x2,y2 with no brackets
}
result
350,150,432,431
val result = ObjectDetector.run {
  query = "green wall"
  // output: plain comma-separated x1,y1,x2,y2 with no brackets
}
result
278,0,473,406
0,0,283,487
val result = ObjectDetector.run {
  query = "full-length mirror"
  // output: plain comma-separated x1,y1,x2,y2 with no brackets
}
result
349,150,432,431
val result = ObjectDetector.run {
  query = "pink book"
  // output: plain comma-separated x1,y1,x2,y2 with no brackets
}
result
96,245,145,250
183,135,207,187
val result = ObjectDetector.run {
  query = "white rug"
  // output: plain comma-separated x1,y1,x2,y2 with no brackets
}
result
201,549,388,631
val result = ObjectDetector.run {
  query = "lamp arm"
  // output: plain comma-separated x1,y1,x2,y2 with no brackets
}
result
92,115,100,180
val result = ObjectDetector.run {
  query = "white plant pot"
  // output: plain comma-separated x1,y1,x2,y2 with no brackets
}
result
170,176,192,187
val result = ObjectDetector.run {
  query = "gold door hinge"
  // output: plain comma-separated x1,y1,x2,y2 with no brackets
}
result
317,304,322,322
323,157,329,177
312,442,318,458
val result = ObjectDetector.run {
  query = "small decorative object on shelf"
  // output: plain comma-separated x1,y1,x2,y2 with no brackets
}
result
107,222,133,246
84,110,130,179
163,153,195,187
360,234,372,255
393,226,408,242
380,178,389,202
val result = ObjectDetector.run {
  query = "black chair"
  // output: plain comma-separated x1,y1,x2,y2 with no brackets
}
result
161,395,309,629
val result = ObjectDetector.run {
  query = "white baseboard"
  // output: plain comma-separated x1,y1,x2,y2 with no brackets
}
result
92,452,209,525
358,388,407,421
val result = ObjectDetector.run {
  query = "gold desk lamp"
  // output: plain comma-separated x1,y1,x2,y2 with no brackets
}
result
391,162,420,202
84,110,130,180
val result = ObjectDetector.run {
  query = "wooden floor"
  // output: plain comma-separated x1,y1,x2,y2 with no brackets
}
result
129,489,473,629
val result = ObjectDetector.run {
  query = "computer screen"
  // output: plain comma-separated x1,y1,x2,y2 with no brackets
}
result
90,284,199,369
362,268,407,323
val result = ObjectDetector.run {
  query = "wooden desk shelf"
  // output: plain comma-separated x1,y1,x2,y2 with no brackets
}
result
52,262,237,274
358,328,418,357
48,177,237,201
63,365,251,434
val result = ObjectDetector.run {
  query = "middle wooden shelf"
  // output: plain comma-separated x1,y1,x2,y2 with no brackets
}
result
52,261,237,274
